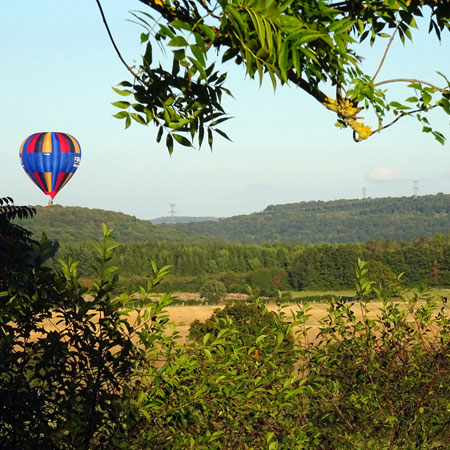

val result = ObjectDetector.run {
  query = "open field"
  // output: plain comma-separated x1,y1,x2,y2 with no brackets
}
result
38,289,450,344
164,293,450,343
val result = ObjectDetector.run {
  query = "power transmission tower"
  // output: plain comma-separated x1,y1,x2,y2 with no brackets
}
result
412,180,419,197
168,203,177,217
362,187,367,199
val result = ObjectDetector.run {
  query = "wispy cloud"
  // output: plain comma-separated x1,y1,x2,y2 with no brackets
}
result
365,167,408,183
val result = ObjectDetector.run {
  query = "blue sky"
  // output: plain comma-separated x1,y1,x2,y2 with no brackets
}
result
1,1,450,219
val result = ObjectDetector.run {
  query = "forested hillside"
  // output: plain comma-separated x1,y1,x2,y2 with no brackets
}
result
15,205,206,243
18,194,450,244
170,193,450,243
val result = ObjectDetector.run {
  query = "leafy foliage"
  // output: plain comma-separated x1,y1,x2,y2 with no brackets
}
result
108,0,450,151
199,278,227,301
1,210,449,448
189,300,296,366
0,213,173,448
116,261,450,449
305,260,450,448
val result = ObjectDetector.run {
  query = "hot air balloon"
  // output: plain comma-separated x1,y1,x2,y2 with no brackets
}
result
19,132,81,203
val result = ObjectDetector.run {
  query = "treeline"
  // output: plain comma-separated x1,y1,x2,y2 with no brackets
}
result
16,205,206,243
170,193,450,243
56,233,450,294
17,193,450,246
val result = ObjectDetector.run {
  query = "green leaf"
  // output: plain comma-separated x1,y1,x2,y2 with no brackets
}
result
140,32,149,44
405,96,418,103
278,41,289,82
117,80,133,87
207,128,213,150
173,134,192,147
292,47,301,74
173,49,186,62
255,334,267,344
156,127,164,143
198,24,216,41
329,18,355,35
210,117,229,127
130,113,147,125
168,36,188,47
143,41,152,65
158,24,175,39
169,19,192,31
198,124,205,147
112,101,130,109
166,133,174,155
422,91,432,106
437,98,450,115
214,128,232,142
299,46,319,64
225,5,247,34
113,111,129,119
190,44,206,67
112,86,132,97
188,57,208,80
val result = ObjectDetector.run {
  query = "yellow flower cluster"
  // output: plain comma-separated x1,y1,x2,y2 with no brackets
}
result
323,96,372,141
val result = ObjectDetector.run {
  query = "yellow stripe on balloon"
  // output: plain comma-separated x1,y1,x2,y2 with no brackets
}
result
42,132,52,153
19,138,26,155
44,172,52,191
66,134,81,153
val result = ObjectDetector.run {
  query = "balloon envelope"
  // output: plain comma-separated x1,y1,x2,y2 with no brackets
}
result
19,132,81,199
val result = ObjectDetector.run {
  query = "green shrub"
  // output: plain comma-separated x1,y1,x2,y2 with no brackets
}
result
0,209,173,449
199,279,227,302
188,301,296,367
246,267,290,297
214,271,247,293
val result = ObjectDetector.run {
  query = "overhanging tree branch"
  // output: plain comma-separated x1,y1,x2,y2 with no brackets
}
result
106,0,450,152
95,0,143,82
374,78,449,93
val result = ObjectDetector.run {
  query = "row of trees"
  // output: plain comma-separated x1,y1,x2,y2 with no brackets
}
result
55,233,450,294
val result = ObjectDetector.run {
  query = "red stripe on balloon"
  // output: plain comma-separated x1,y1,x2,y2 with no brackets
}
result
53,172,67,194
32,172,47,192
26,134,41,153
56,132,70,153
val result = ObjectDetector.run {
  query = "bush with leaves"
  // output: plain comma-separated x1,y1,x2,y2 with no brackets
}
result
119,261,450,449
189,300,296,365
199,278,227,302
0,202,173,449
303,260,450,449
117,300,307,449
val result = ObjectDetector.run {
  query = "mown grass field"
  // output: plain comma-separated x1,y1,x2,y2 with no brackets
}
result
164,288,450,343
39,289,450,344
